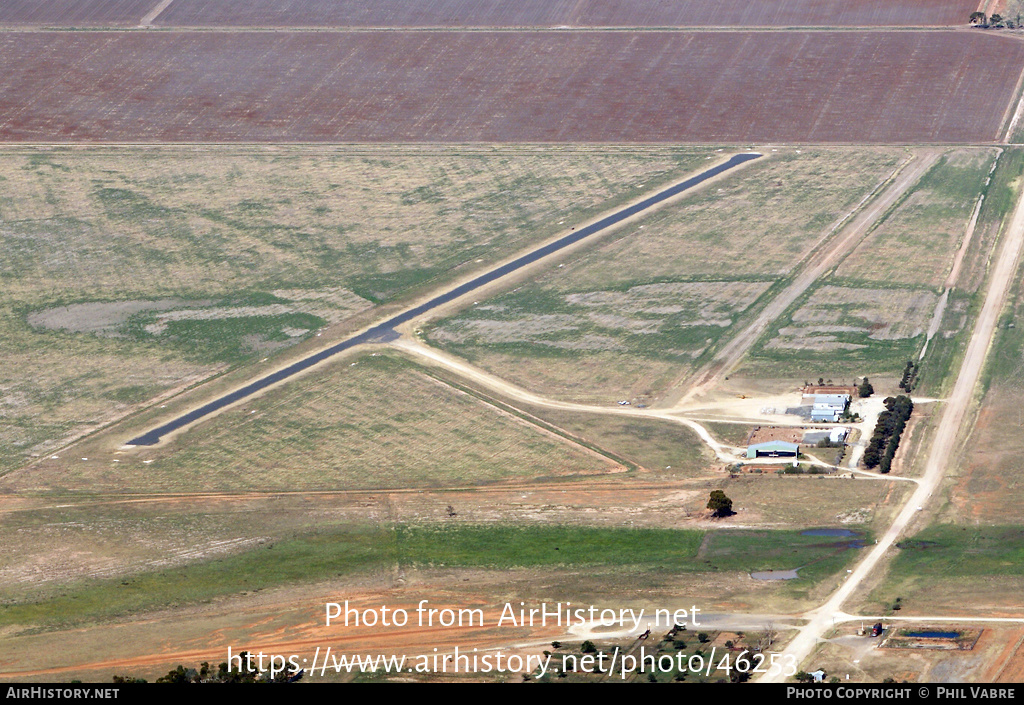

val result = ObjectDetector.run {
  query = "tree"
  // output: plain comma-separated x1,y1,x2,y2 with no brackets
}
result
858,376,874,398
707,490,734,517
1008,0,1024,26
969,11,988,26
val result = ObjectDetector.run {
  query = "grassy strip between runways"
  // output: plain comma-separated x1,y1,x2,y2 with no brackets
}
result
0,525,867,628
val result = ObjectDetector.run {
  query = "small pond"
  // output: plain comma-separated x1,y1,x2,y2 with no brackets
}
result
750,569,800,581
801,529,856,537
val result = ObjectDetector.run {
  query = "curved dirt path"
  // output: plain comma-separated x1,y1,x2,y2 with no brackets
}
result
391,337,934,488
390,337,741,462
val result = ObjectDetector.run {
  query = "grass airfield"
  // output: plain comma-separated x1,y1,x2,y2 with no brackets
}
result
1,141,1023,682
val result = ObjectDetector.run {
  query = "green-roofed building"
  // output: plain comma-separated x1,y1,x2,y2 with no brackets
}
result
746,441,800,459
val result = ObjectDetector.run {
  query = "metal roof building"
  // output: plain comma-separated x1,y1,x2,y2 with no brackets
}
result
809,393,849,422
746,441,800,459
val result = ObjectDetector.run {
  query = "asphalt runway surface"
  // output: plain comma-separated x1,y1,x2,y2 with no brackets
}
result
126,152,760,446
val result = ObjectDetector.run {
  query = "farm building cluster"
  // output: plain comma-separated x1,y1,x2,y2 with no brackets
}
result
742,386,854,466
805,392,851,422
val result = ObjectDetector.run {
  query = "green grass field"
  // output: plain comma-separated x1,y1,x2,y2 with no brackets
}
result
890,525,1024,576
836,148,999,289
861,525,1024,616
0,524,866,630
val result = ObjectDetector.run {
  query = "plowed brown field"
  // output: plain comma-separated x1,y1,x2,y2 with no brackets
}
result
152,0,981,28
0,0,151,26
0,30,1020,143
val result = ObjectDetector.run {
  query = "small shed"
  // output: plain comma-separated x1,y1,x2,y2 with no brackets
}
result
746,440,800,459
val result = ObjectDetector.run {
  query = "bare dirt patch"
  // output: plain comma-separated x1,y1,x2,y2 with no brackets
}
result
748,427,804,445
993,629,1024,682
810,624,1022,683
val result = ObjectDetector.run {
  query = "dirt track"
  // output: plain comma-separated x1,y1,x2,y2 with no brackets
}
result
674,149,940,406
758,141,1024,682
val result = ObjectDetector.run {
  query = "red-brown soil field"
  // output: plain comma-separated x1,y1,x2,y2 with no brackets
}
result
0,30,1019,144
152,0,982,28
0,0,152,26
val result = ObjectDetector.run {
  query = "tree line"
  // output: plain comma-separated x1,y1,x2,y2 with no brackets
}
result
863,395,913,474
898,360,919,393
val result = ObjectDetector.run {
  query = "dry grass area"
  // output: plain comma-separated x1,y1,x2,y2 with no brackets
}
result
0,146,707,304
765,285,937,353
432,281,772,351
0,342,223,471
858,572,1024,622
836,148,1000,288
546,148,907,285
426,280,772,401
512,406,715,478
946,387,1024,525
718,474,909,529
943,276,1024,524
426,149,905,401
748,427,803,445
0,145,706,474
0,494,348,601
2,353,619,494
741,148,1019,381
